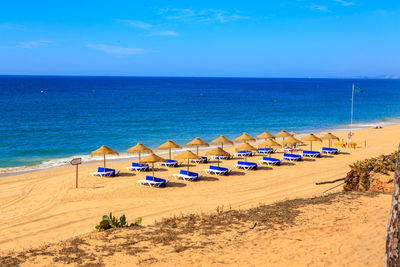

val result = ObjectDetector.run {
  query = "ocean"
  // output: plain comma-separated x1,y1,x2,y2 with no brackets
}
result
1,76,400,171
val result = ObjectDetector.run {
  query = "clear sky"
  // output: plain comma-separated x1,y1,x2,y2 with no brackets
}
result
0,1,399,77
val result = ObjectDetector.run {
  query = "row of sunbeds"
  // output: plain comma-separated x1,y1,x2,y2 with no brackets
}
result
91,147,339,187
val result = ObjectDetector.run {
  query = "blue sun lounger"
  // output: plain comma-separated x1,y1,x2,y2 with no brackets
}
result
214,155,229,160
234,161,257,170
321,147,339,154
258,157,281,166
283,153,302,161
258,148,274,154
126,162,150,172
204,165,230,176
237,150,253,157
173,170,200,181
160,159,179,167
138,176,168,187
91,167,119,177
191,156,208,164
302,150,321,158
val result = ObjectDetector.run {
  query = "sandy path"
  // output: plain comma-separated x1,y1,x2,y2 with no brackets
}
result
0,124,398,252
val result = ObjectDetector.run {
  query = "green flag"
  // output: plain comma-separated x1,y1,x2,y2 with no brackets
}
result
354,85,363,93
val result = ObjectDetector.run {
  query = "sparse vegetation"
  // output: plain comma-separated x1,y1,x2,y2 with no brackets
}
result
95,213,142,231
0,192,377,266
344,151,398,191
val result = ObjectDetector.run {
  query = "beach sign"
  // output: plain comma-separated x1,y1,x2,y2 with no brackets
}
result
70,158,82,188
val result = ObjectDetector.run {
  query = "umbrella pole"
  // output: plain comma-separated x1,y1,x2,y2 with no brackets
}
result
329,139,331,148
218,157,220,167
152,163,155,181
139,151,141,161
222,143,223,150
169,148,171,160
104,154,106,170
197,146,199,155
187,159,189,172
269,145,272,157
310,141,313,151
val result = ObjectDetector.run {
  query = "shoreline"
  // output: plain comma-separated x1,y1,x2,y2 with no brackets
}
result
1,117,398,177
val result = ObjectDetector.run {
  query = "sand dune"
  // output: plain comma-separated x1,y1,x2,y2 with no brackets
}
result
0,124,398,258
0,191,390,266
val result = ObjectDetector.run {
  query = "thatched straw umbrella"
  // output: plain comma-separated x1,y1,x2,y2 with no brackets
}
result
139,153,166,180
91,145,119,170
321,133,340,148
235,143,257,162
257,131,275,141
258,139,282,156
186,137,209,155
235,133,256,143
211,135,233,149
126,142,152,161
205,147,231,167
158,140,182,160
301,134,322,151
175,150,201,173
275,130,292,141
282,136,303,152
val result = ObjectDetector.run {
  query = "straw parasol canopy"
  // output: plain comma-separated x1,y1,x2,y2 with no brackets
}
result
139,153,166,180
235,132,256,143
301,133,322,151
282,136,303,147
257,131,275,141
258,139,282,148
175,150,201,172
126,142,152,161
259,139,282,156
275,130,292,139
211,135,233,149
320,133,340,148
186,137,209,155
205,147,231,167
158,140,182,160
91,145,119,170
235,143,257,162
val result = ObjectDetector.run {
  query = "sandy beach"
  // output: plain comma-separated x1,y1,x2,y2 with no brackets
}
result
0,124,399,264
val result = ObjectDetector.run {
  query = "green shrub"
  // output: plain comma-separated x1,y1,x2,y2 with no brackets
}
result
344,151,398,191
95,212,142,231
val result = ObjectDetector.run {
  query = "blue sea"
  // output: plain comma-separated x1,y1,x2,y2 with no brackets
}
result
1,76,400,171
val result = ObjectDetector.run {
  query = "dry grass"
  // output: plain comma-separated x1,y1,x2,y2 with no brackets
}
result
0,191,377,266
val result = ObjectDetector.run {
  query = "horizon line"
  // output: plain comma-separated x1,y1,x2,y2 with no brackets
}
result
0,74,399,80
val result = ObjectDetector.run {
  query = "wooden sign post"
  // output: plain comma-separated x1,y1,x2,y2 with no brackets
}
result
70,158,82,188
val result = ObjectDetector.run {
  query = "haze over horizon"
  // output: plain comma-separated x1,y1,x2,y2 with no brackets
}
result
0,1,399,78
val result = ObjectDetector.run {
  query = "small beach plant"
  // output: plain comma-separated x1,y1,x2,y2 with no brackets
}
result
95,212,142,231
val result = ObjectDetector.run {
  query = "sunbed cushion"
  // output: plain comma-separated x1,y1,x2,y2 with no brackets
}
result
263,156,280,162
179,169,199,178
283,153,302,158
209,165,228,172
97,167,116,176
132,162,149,168
237,161,257,166
322,147,338,152
258,148,274,153
146,176,167,187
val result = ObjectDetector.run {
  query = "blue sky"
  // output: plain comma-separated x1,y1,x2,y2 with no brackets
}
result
0,1,399,77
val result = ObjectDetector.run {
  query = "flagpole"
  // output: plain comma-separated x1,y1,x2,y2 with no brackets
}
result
349,83,354,147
